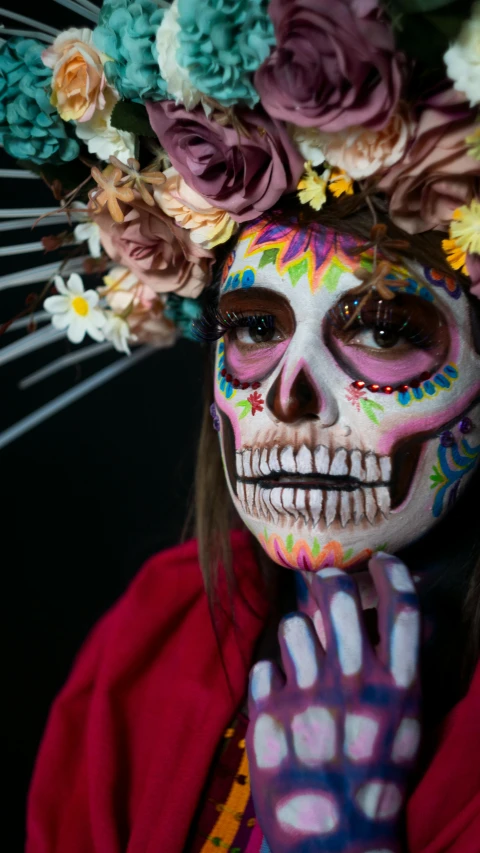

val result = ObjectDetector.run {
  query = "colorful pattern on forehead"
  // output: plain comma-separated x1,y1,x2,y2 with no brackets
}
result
259,529,373,571
239,219,358,293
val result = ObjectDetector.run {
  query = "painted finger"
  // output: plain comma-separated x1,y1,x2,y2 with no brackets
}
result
248,659,285,712
368,552,420,689
277,612,325,690
311,567,375,679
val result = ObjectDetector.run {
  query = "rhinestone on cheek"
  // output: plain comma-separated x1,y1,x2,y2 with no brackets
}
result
459,416,473,434
440,430,455,448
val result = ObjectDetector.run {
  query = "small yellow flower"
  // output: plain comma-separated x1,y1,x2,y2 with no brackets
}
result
450,200,480,255
466,127,480,161
328,167,354,198
297,162,327,211
441,237,467,274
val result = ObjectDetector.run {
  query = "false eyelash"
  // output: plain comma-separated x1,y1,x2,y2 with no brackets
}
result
327,299,434,349
193,306,275,343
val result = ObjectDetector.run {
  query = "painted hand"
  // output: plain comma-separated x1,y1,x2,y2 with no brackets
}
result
246,553,421,853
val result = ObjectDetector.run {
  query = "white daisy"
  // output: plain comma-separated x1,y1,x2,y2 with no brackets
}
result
44,273,106,344
444,2,480,108
73,219,102,258
103,313,136,355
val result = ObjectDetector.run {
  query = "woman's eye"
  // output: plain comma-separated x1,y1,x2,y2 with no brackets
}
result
350,326,403,350
236,322,282,344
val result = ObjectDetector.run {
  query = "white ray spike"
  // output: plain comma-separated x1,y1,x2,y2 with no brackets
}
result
0,208,68,219
74,0,101,14
3,312,49,333
51,0,99,23
0,169,41,179
0,27,53,42
0,241,45,257
0,216,76,233
0,347,153,451
0,257,88,290
0,325,65,366
20,342,114,389
0,8,60,35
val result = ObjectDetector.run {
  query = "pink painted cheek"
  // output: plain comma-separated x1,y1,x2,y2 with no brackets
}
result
226,339,290,383
335,340,439,384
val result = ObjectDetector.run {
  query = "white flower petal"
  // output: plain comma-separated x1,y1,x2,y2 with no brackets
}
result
67,273,85,295
51,311,71,330
156,0,202,110
53,275,69,296
83,289,100,308
44,295,70,314
85,317,106,342
67,314,87,344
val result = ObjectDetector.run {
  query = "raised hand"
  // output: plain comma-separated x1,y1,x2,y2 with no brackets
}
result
246,553,421,853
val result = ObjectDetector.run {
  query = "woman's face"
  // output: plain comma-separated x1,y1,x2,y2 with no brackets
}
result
213,218,480,571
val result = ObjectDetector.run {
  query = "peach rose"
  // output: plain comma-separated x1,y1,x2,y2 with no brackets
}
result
293,106,413,180
154,167,238,250
102,266,178,347
379,86,479,234
42,28,108,123
95,193,213,298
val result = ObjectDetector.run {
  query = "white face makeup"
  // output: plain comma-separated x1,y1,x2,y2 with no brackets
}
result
213,218,480,572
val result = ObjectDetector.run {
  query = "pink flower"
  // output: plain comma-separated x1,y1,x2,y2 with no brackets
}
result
95,194,213,299
146,100,303,223
294,106,414,180
255,0,403,132
379,86,480,234
345,386,367,411
102,266,178,347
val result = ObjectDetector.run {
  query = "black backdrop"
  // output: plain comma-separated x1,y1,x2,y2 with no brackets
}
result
0,2,204,836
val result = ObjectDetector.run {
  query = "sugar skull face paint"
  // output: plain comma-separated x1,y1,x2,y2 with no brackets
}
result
213,219,480,571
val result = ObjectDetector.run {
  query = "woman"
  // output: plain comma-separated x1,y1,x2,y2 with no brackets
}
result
0,0,477,850
25,201,480,853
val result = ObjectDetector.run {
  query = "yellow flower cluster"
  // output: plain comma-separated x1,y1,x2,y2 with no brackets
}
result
297,162,354,211
443,199,480,274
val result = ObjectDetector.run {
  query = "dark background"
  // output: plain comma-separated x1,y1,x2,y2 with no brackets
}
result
1,2,204,839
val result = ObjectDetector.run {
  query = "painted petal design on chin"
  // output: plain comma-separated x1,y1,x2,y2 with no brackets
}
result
260,531,373,572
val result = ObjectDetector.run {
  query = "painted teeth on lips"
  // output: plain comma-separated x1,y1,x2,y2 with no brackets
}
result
234,446,392,527
234,445,391,485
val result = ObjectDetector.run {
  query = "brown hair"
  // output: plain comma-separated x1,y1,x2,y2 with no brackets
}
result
193,193,479,686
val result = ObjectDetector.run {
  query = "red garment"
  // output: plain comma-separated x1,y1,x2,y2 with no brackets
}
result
27,533,480,853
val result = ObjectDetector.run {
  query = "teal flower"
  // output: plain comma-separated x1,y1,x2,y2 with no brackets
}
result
177,0,275,108
93,0,167,102
0,38,79,164
164,293,202,341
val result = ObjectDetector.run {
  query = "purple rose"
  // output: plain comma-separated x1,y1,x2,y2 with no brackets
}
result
146,100,304,223
255,0,403,132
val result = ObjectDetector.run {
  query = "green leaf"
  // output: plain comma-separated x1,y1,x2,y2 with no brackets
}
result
375,543,389,552
429,465,445,488
312,538,320,558
235,400,252,419
259,247,279,269
360,398,385,426
110,100,156,138
287,256,308,287
344,548,354,561
286,533,294,553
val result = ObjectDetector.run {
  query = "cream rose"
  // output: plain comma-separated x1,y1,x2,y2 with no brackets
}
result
154,167,238,250
42,28,108,123
102,266,178,347
292,108,413,180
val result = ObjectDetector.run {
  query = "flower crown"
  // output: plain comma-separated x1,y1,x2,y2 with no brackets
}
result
0,0,478,355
